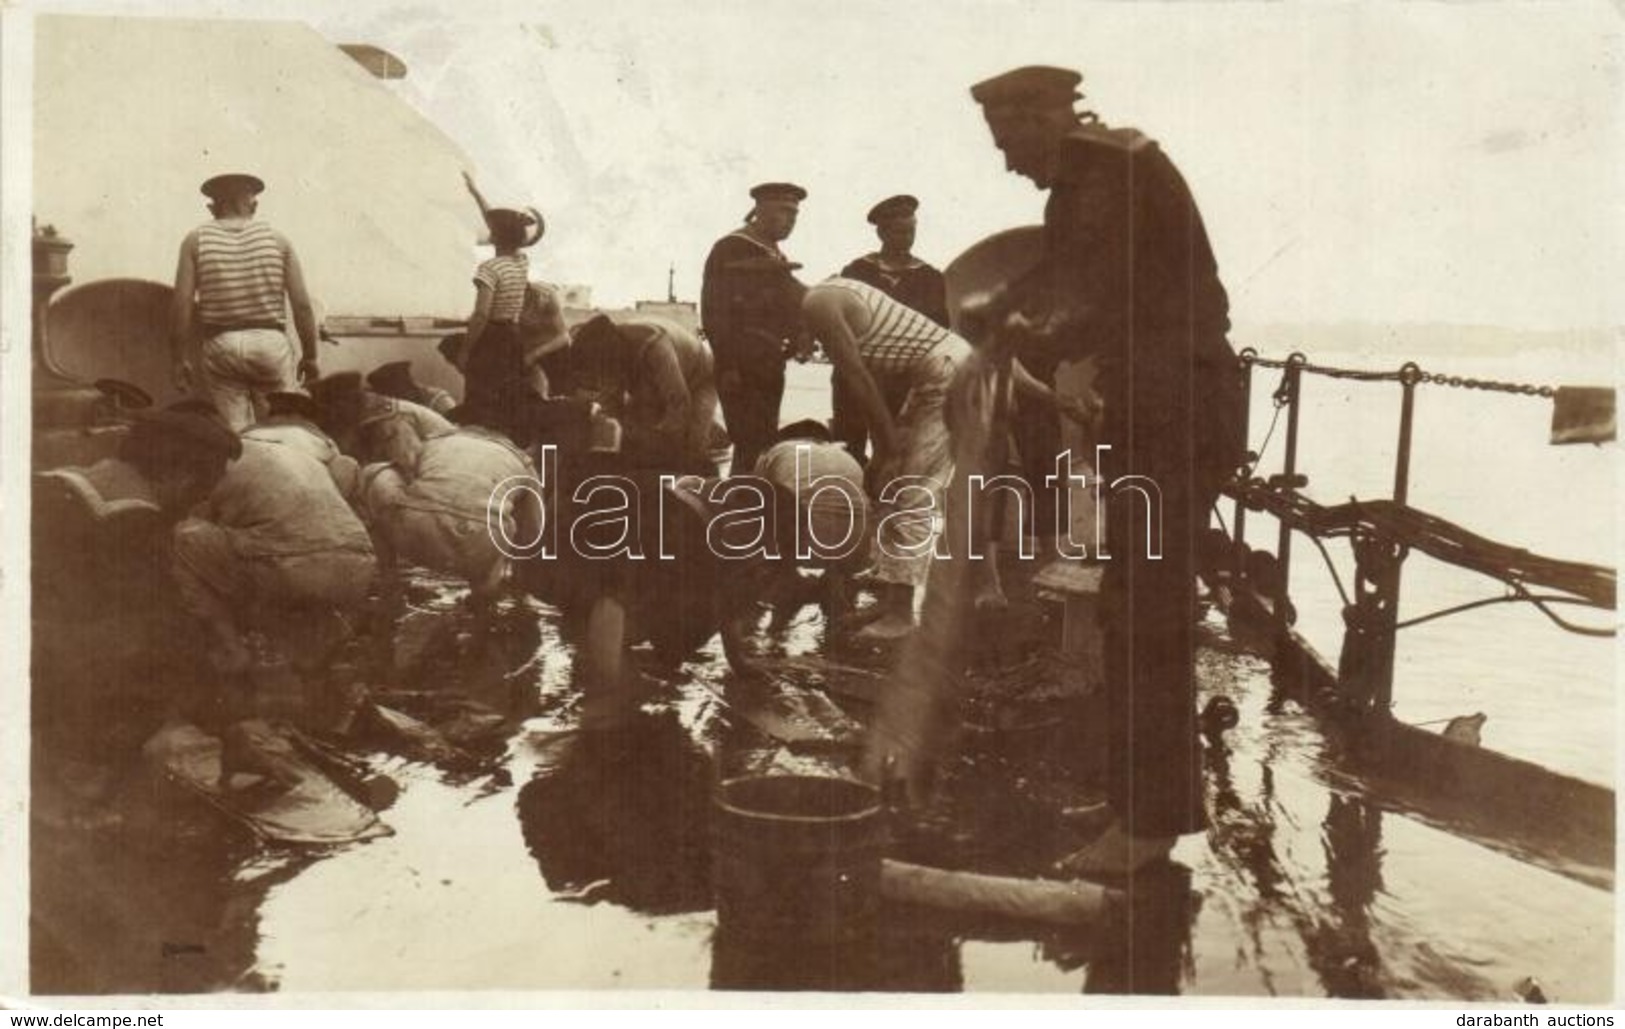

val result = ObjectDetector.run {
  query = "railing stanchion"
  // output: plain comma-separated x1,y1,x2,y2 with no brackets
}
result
1273,353,1306,631
1394,364,1419,506
1372,364,1423,712
1232,350,1256,579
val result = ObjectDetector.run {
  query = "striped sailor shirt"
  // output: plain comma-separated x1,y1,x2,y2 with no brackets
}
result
193,220,289,327
817,277,965,382
473,253,530,324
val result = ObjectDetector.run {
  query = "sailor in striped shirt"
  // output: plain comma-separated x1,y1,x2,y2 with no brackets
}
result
792,275,1090,641
452,202,542,442
171,173,320,431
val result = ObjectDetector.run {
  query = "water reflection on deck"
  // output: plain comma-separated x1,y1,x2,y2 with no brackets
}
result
31,563,1614,1001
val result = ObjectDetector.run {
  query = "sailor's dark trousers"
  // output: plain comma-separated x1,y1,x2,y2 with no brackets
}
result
1097,329,1218,840
718,358,785,476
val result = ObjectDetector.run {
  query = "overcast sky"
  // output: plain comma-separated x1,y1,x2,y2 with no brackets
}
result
22,0,1625,330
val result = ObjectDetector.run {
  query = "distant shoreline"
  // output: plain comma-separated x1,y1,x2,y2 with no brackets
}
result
1233,321,1617,361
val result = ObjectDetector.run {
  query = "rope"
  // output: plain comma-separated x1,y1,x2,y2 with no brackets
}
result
1324,500,1616,610
1395,591,1614,636
1514,582,1618,638
1248,400,1285,474
1308,533,1354,609
1230,485,1616,614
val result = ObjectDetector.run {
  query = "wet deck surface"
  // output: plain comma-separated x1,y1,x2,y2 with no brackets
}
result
30,555,1615,1001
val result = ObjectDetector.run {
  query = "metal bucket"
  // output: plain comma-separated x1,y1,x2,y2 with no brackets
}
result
712,775,884,943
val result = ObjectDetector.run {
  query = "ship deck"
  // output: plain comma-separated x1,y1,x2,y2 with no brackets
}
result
28,544,1614,1002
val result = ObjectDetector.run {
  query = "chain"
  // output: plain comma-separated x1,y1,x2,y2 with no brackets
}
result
1413,369,1555,398
1246,353,1402,383
1239,349,1555,398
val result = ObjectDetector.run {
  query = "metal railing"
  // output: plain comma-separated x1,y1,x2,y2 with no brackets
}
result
1222,349,1614,717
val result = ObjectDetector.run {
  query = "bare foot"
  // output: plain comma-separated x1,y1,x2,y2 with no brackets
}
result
856,612,916,642
835,604,887,633
973,581,1010,613
974,549,1009,612
1052,821,1175,879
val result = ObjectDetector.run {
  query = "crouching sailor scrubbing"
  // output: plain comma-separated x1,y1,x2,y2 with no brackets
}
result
171,391,377,686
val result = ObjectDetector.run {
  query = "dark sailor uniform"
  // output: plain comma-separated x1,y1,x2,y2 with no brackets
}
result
700,232,802,474
1010,122,1245,839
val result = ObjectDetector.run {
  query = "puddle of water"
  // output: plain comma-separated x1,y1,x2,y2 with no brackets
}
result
31,552,1614,1001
